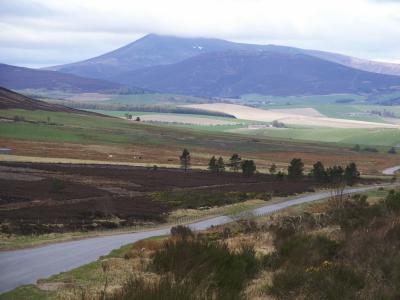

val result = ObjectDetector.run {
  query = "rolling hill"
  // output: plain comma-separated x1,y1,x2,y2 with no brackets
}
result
0,87,102,116
47,34,400,80
0,63,136,94
110,50,400,97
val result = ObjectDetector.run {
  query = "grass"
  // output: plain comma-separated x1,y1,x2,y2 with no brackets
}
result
105,93,209,105
0,109,354,154
233,126,400,147
0,235,166,300
82,108,400,147
0,286,53,300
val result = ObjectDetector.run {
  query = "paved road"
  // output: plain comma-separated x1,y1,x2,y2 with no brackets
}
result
0,185,382,293
382,166,400,175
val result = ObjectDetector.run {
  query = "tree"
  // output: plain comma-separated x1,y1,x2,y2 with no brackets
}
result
208,156,218,173
269,163,277,175
180,149,191,172
388,147,397,154
217,156,225,173
310,161,327,182
288,158,304,179
241,160,256,177
272,120,285,128
344,162,360,186
229,153,242,172
135,116,141,122
327,165,345,209
352,144,361,152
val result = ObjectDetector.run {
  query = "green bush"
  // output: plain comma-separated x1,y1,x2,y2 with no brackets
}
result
170,225,194,240
152,239,259,298
152,191,253,209
278,235,340,268
269,263,364,300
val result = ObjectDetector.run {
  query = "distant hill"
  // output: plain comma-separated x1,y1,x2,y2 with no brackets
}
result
110,50,400,97
0,63,137,94
0,87,102,116
47,34,400,80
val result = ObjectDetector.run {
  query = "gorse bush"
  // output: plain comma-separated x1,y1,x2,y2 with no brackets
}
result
267,190,400,300
152,239,260,298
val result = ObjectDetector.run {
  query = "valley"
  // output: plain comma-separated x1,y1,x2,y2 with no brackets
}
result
1,23,400,300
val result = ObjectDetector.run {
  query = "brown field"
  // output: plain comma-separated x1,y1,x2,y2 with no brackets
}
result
0,161,334,235
0,138,397,175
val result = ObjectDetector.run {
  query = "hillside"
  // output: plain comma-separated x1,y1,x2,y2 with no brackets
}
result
46,34,400,80
111,50,400,97
0,87,101,116
0,63,133,93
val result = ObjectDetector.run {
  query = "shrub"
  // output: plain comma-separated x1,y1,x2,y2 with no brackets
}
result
106,276,201,300
170,225,193,240
50,179,65,193
152,191,253,209
384,190,400,211
152,239,259,297
278,235,340,268
269,263,364,300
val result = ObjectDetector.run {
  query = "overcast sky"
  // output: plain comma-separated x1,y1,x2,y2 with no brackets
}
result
1,0,400,68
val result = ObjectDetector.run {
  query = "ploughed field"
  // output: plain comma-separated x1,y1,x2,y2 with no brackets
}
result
0,162,327,235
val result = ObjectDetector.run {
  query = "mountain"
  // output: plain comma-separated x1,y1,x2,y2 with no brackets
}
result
0,87,101,116
0,63,135,93
110,50,400,97
45,34,258,79
47,34,400,80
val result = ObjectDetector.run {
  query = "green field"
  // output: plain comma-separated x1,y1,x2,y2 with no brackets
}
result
233,126,400,148
106,93,210,105
0,109,319,154
84,109,400,148
242,93,400,123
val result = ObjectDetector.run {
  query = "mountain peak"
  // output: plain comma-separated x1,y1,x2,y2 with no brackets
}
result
45,34,400,82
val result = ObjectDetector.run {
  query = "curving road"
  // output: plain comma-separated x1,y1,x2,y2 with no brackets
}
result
0,185,384,293
382,166,400,175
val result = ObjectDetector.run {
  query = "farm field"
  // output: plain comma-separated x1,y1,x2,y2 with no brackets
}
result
232,127,400,147
1,108,399,174
184,103,399,129
243,93,400,122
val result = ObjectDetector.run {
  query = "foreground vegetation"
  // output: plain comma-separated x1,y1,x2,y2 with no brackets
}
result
4,186,400,299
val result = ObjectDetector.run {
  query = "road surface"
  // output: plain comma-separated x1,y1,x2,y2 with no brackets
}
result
382,166,400,175
0,185,383,293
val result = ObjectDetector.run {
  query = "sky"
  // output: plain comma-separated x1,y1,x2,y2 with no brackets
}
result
1,0,400,68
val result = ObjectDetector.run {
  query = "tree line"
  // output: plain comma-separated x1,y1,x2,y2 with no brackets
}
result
179,149,360,185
